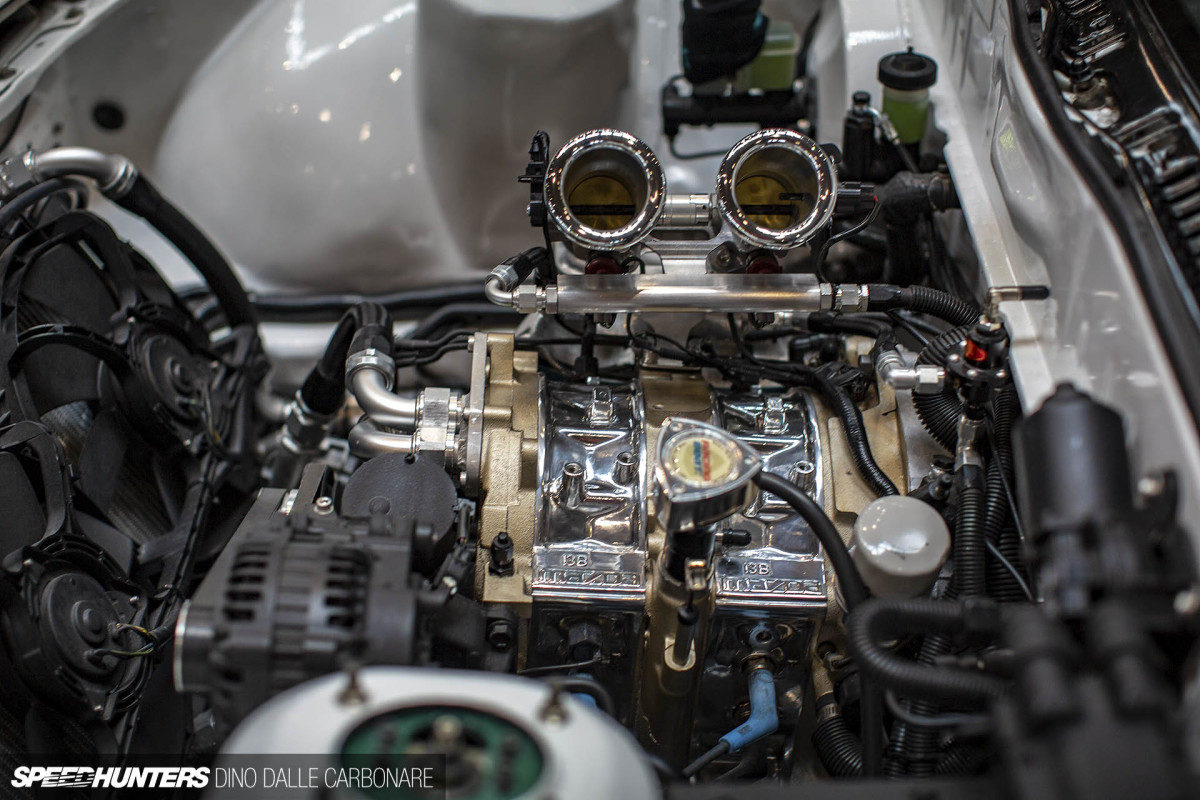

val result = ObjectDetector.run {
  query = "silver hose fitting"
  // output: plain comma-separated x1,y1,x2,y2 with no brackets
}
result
484,274,516,307
263,393,336,487
483,274,558,313
715,129,837,250
351,370,419,429
346,349,418,429
875,348,945,395
544,129,666,251
955,414,985,472
0,147,139,198
346,347,462,466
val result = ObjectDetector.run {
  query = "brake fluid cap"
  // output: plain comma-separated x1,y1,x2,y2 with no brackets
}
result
654,418,761,532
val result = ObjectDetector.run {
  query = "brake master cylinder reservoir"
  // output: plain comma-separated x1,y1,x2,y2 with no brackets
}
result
877,48,938,145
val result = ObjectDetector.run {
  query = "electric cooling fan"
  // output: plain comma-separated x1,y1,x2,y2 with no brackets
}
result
0,207,263,750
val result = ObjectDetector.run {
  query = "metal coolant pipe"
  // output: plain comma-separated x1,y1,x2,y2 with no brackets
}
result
347,419,415,458
349,369,418,430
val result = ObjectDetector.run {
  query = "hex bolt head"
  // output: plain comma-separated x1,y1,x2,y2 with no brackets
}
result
487,619,515,652
489,532,515,577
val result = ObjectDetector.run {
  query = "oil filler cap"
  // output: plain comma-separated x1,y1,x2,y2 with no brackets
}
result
850,495,950,597
654,418,761,532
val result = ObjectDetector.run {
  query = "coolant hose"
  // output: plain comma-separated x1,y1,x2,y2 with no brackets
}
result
846,597,1008,705
15,148,257,330
347,419,415,458
753,472,868,609
297,302,393,415
483,246,551,308
114,174,258,330
349,370,418,430
812,696,864,777
875,172,960,286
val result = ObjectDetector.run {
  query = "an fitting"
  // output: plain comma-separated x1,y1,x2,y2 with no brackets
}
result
346,349,416,429
955,414,986,472
876,348,945,395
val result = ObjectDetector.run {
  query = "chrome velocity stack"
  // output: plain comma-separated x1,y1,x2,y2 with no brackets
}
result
715,129,837,250
543,129,666,251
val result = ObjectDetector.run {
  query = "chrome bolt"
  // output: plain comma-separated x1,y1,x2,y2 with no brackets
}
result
558,461,585,508
788,461,817,492
614,451,637,485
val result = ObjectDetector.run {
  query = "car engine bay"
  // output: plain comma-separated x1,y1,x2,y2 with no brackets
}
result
0,0,1196,798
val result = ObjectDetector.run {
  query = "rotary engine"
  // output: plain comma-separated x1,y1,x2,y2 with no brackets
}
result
470,342,833,763
0,4,1195,793
171,119,1196,794
180,126,977,773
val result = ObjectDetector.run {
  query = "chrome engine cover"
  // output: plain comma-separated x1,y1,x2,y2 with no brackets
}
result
712,390,826,612
523,376,828,729
532,381,828,614
534,382,649,604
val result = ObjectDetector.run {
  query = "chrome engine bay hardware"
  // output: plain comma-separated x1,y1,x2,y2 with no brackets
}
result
653,417,762,532
714,128,839,250
543,129,667,252
0,2,1197,798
